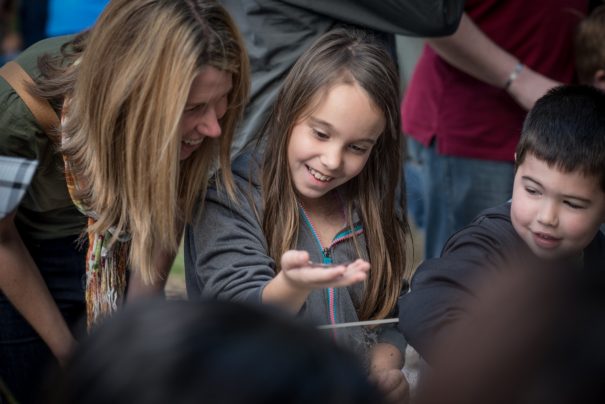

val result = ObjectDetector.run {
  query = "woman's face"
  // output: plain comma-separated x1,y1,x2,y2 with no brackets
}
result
179,66,233,160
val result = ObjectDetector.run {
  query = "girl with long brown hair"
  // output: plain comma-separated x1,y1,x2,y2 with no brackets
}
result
0,0,248,401
186,28,410,401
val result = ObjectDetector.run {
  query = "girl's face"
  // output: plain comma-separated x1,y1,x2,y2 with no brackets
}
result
287,82,385,208
179,66,233,160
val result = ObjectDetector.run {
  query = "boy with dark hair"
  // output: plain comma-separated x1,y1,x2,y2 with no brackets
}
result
399,85,605,360
575,5,605,92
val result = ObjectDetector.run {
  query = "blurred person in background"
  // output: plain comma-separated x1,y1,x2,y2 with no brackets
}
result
402,0,588,259
0,0,21,64
220,0,466,159
574,3,605,234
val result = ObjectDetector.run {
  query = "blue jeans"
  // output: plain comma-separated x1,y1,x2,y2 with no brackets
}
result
0,234,86,404
409,138,514,259
405,139,426,230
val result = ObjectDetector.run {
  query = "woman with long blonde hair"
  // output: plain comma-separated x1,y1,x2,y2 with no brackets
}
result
0,0,248,401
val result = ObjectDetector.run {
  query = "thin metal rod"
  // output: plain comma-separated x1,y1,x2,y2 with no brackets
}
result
317,318,399,330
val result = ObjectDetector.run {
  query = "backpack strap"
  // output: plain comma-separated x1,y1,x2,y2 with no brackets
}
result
0,61,60,138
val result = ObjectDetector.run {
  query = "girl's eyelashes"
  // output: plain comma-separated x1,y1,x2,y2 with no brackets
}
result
348,144,368,154
310,127,371,154
524,186,540,196
312,128,329,139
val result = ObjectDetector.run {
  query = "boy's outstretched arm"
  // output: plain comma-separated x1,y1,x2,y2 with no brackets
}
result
398,207,519,362
398,255,480,363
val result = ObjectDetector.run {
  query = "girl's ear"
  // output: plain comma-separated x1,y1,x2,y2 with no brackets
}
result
513,152,517,162
593,69,605,93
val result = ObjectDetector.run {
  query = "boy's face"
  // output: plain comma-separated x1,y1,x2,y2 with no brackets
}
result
511,154,605,260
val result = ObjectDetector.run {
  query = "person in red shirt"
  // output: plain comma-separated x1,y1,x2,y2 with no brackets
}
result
402,0,587,258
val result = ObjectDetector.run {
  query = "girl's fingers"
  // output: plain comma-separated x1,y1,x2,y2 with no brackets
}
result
299,266,346,283
282,255,370,288
330,271,368,288
287,265,367,288
280,250,310,271
346,259,370,273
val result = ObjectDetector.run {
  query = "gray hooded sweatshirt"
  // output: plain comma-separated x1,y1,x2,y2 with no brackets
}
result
184,152,406,365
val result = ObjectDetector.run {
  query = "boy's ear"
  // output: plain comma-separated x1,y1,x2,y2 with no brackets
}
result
593,69,605,93
514,152,517,162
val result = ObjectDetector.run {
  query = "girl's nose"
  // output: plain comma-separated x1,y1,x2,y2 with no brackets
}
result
320,146,342,171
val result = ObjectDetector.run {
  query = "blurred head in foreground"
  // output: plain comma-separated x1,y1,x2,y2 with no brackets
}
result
415,260,605,404
47,299,385,404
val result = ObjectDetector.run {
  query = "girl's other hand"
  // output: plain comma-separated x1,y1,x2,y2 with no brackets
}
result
370,369,410,404
280,250,369,291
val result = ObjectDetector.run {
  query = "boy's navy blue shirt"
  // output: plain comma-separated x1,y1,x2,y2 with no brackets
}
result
398,202,605,360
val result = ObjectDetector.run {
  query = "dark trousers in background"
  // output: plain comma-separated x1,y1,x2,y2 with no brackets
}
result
0,234,86,404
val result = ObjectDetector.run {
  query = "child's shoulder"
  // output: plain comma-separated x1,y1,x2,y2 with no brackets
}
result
231,151,262,185
199,152,264,226
441,202,520,257
471,202,511,225
208,151,262,198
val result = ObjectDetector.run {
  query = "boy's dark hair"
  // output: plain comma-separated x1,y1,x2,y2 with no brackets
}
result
575,5,605,85
515,85,605,192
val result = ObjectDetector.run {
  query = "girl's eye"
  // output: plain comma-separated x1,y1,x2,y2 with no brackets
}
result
525,187,540,196
312,129,329,139
348,144,368,154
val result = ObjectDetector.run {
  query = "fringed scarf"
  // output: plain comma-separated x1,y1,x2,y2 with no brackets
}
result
63,159,130,330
